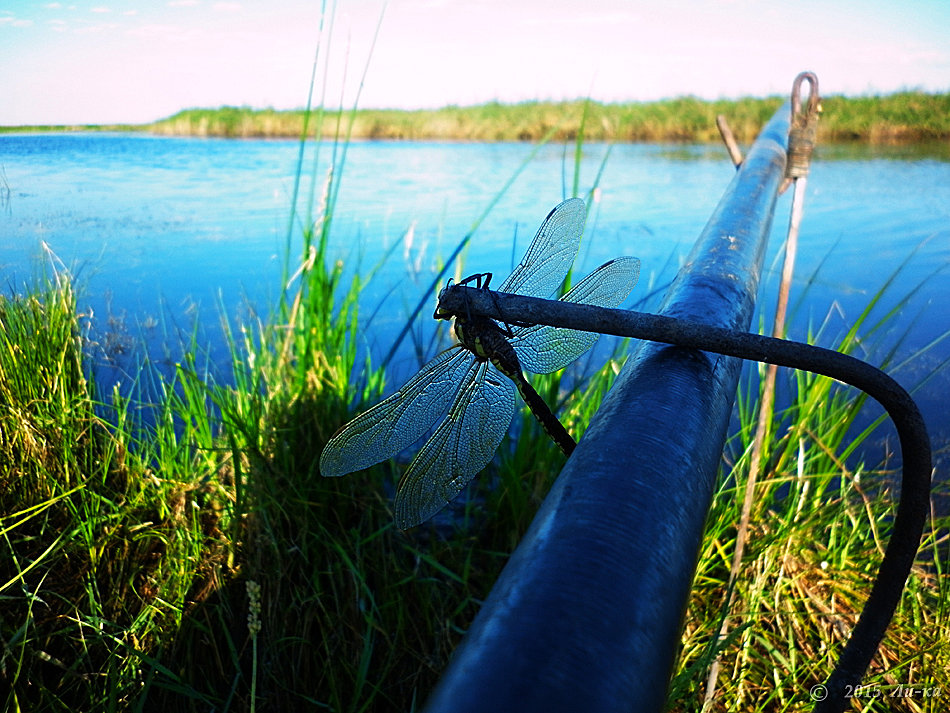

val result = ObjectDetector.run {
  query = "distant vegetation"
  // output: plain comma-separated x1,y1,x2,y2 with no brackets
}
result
2,92,947,143
142,92,950,143
0,122,140,134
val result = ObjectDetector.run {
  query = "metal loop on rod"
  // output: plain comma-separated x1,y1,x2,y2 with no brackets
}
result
787,71,821,179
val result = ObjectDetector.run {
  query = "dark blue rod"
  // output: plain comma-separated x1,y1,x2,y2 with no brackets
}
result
437,284,931,713
422,103,792,713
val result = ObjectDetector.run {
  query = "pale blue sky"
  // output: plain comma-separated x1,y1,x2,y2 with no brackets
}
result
2,0,949,126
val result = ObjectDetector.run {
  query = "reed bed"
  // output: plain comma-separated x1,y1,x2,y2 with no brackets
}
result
0,268,227,711
137,92,950,143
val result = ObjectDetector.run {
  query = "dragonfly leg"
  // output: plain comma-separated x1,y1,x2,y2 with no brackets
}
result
459,272,492,289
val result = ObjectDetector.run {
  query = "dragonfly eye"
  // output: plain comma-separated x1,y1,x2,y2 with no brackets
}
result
434,298,454,321
435,277,465,320
435,284,454,320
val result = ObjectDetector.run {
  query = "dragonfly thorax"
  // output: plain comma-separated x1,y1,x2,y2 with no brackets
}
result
454,314,523,380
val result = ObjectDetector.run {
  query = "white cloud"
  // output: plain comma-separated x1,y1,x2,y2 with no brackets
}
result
212,2,241,11
90,6,110,12
126,22,205,44
73,21,119,34
1,11,33,27
167,0,199,6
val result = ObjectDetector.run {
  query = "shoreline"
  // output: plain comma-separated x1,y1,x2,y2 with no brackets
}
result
2,92,949,143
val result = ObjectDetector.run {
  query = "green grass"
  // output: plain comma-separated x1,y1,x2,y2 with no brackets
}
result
5,92,949,143
2,109,949,712
0,267,227,710
141,92,950,143
675,259,950,710
4,201,949,713
0,122,142,135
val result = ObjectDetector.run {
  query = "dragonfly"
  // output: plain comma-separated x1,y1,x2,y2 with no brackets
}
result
319,198,640,528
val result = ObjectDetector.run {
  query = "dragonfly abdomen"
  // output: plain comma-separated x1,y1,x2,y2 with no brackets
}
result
457,315,576,457
509,372,576,456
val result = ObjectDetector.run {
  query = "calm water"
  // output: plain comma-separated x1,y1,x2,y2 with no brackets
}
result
2,133,948,466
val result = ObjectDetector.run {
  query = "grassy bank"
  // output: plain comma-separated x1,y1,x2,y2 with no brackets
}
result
2,207,949,711
0,122,142,134
3,92,947,143
0,270,227,710
139,92,950,143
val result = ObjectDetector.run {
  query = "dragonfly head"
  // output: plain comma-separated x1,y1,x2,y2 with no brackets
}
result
434,272,492,321
433,279,457,321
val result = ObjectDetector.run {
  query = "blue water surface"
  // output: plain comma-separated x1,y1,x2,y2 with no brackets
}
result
2,132,948,468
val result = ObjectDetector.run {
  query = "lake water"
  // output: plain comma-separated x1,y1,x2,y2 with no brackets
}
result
2,133,948,470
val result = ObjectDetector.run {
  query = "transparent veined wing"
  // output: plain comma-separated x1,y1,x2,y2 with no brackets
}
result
394,360,516,528
513,256,640,375
497,198,586,300
319,347,475,477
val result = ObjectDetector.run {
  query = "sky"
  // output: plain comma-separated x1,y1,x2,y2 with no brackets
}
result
2,0,949,126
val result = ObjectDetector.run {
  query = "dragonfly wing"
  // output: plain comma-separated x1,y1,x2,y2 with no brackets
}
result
394,361,516,529
513,256,641,374
319,347,474,477
498,198,586,299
